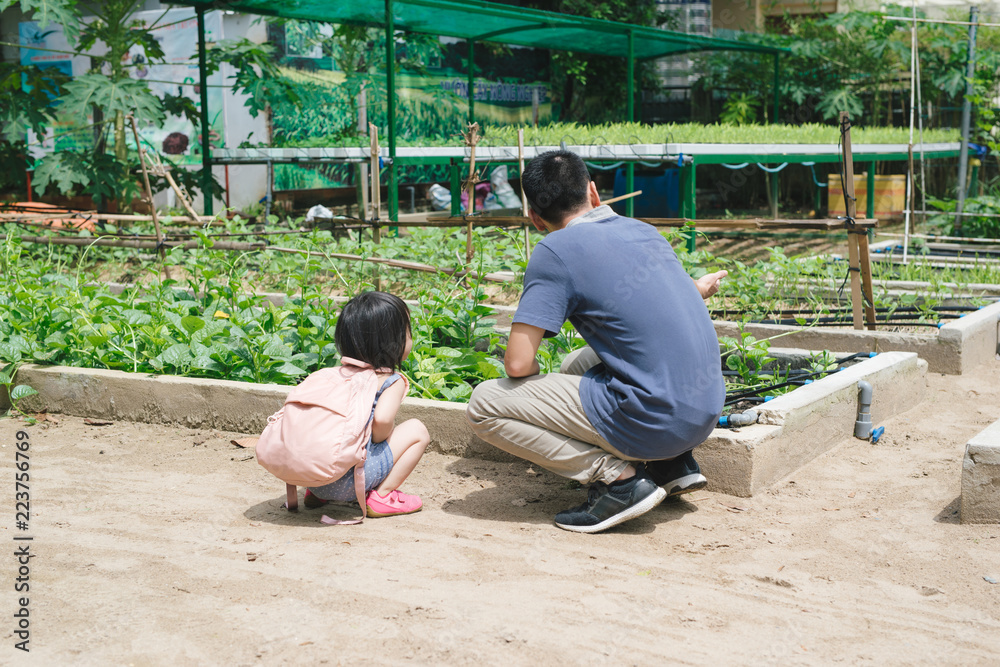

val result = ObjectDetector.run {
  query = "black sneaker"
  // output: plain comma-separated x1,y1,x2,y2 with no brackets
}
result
645,450,708,497
554,467,667,534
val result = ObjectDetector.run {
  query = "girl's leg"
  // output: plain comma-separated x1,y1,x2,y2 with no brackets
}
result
376,419,429,494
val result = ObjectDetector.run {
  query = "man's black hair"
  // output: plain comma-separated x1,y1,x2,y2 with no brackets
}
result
521,150,592,223
335,291,411,370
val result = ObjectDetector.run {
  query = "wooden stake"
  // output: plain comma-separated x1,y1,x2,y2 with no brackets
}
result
150,151,202,223
518,128,531,262
601,190,643,207
266,246,512,283
368,124,381,245
129,115,170,280
462,122,481,264
368,124,384,290
839,112,876,331
1,233,512,283
0,212,219,225
8,234,264,251
857,231,877,330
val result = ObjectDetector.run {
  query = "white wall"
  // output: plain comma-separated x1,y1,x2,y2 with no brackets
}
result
2,1,269,213
187,11,269,214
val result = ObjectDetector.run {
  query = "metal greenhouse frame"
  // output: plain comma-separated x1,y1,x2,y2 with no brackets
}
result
171,0,787,217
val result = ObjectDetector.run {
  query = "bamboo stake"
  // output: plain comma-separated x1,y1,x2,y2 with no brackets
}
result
7,235,264,251
266,246,513,283
840,113,863,331
407,216,869,230
154,155,202,222
856,231,877,331
2,220,309,240
0,212,220,225
129,115,171,280
1,233,513,283
462,122,481,264
518,128,531,262
368,123,381,244
601,190,643,207
368,123,382,290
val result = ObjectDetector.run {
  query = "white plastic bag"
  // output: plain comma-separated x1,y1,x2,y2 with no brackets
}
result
428,183,452,211
305,204,334,222
490,165,522,209
482,192,503,211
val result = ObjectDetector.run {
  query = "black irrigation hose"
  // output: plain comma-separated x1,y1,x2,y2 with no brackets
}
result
755,319,944,327
883,247,1000,259
756,313,951,323
711,305,980,317
722,351,870,405
725,377,816,406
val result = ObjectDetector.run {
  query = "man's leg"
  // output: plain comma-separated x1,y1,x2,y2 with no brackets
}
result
566,346,708,497
559,346,601,376
466,373,628,485
467,372,667,533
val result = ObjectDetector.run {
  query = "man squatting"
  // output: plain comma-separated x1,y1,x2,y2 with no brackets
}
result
467,150,727,534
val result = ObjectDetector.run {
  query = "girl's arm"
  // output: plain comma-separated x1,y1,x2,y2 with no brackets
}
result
371,377,407,443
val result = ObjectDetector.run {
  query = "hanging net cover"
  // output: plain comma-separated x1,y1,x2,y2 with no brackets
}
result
172,0,784,58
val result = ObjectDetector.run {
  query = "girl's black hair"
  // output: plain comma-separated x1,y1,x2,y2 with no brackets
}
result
335,291,411,370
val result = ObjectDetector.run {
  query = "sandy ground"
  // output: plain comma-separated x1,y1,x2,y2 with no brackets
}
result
1,361,999,665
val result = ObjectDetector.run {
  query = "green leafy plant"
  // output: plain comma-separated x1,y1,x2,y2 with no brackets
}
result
0,364,38,421
720,93,760,126
720,323,784,391
926,192,1000,239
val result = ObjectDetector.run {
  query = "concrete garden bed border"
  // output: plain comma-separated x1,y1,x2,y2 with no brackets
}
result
2,351,925,497
961,418,1000,525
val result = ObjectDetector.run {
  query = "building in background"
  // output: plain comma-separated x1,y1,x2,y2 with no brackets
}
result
645,0,713,122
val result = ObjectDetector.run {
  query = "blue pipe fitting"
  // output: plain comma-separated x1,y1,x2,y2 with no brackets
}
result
719,408,758,428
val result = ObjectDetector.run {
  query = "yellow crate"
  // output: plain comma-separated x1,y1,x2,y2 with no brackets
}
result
828,173,906,220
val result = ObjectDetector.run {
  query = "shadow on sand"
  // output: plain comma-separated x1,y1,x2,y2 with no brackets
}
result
438,457,700,534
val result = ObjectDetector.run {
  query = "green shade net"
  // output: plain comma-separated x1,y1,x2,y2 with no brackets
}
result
173,0,784,59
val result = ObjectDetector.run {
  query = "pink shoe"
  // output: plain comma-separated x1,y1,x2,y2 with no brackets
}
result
304,489,328,510
365,489,422,517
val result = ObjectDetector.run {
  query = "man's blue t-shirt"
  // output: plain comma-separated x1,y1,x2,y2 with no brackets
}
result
513,210,724,460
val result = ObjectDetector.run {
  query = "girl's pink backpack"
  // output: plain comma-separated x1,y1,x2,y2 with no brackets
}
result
255,357,406,524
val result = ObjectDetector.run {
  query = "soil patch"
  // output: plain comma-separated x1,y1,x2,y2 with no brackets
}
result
1,361,998,663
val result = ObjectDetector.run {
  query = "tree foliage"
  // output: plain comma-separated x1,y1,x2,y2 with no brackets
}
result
0,0,299,209
496,0,671,122
697,7,1000,132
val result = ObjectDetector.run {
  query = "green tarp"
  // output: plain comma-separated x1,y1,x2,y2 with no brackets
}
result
173,0,784,59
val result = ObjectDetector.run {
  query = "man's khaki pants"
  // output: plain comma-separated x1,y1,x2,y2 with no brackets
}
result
466,347,641,485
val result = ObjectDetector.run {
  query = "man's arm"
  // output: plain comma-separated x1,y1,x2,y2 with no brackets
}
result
693,270,728,299
504,322,546,378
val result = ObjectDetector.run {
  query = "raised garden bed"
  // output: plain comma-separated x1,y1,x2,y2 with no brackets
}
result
473,300,1000,375
1,349,925,498
961,417,1000,524
712,301,1000,375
